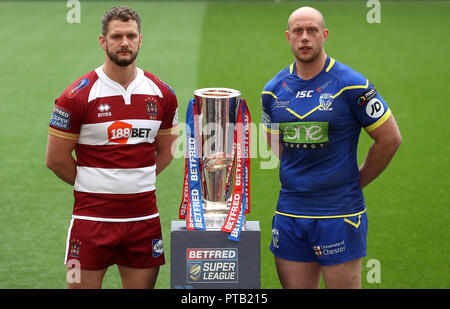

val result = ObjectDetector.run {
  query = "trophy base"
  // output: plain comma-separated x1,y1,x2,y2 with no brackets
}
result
203,200,246,231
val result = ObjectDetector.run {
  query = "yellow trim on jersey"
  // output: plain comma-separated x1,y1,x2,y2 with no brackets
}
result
290,58,334,75
48,127,79,140
286,106,321,120
344,215,362,228
158,124,179,136
275,208,366,219
326,58,335,72
284,76,368,121
262,124,280,134
332,79,369,99
365,108,391,132
262,91,278,99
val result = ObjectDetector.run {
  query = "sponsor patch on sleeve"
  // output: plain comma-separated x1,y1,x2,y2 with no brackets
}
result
50,106,71,130
358,88,377,106
366,98,384,118
66,78,89,98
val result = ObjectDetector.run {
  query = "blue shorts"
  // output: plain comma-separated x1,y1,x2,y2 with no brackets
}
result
270,211,368,266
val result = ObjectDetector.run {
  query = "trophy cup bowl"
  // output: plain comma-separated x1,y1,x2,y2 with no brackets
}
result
193,88,243,230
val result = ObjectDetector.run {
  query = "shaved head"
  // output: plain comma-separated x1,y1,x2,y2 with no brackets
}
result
285,6,329,72
287,6,326,31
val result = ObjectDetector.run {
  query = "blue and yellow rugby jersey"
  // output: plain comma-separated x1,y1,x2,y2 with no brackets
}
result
262,56,391,217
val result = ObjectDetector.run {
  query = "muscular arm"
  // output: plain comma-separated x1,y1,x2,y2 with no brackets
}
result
154,133,178,176
359,114,402,188
46,134,78,185
265,130,283,159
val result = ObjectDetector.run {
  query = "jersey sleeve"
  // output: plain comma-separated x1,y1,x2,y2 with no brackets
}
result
343,75,391,132
261,89,279,134
48,79,89,141
157,81,179,136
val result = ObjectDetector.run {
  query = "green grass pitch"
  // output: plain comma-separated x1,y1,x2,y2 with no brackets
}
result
0,0,448,289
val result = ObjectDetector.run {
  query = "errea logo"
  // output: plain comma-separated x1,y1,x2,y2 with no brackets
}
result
98,103,112,118
98,104,110,112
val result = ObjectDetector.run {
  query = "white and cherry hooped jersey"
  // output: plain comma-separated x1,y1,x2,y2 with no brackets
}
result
49,66,179,220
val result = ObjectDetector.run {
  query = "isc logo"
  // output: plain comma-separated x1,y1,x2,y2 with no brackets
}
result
296,90,314,98
107,121,151,144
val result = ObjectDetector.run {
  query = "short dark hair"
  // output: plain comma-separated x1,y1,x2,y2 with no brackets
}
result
101,6,141,36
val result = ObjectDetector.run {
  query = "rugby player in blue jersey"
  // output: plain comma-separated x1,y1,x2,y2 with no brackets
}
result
262,7,401,288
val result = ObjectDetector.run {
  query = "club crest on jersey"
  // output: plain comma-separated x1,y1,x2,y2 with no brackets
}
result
147,102,158,115
145,97,159,120
319,93,333,111
66,78,89,98
272,228,280,249
70,239,82,258
152,239,164,258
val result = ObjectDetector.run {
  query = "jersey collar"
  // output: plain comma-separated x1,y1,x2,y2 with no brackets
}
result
289,56,334,81
95,66,144,105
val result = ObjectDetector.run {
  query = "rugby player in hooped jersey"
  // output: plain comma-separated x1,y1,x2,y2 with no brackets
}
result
262,7,401,288
46,6,178,288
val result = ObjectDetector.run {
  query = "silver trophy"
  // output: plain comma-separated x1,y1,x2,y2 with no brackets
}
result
193,88,245,230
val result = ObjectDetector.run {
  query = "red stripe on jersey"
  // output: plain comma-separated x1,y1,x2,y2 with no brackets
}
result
75,143,155,169
73,191,157,219
83,94,165,124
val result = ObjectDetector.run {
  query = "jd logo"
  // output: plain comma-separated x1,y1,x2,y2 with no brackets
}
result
280,122,328,149
366,98,384,118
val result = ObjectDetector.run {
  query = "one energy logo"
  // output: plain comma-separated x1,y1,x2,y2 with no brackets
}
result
280,121,328,149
